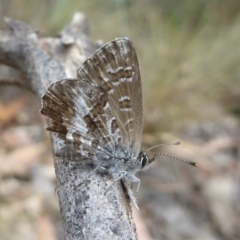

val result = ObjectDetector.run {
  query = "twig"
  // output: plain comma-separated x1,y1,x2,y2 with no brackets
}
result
0,78,33,91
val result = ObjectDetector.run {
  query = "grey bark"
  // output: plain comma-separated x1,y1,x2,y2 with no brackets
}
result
0,13,137,240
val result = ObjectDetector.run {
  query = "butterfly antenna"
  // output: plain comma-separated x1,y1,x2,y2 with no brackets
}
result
147,141,197,167
154,152,197,167
147,141,181,152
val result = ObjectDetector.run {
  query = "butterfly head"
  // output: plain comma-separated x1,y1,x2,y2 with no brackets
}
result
138,151,156,170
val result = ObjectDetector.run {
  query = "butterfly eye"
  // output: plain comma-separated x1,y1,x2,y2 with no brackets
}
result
140,153,149,168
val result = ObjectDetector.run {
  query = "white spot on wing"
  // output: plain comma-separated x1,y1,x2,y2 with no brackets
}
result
124,118,133,127
120,108,132,112
119,96,131,102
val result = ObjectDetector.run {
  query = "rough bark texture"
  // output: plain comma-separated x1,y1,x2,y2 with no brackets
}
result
0,13,137,240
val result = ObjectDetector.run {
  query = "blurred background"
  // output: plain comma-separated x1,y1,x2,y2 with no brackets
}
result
0,0,240,239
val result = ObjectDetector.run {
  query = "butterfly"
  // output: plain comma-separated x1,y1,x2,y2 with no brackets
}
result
41,37,196,208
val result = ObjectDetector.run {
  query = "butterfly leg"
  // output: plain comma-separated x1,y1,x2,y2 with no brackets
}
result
104,171,128,195
84,166,101,181
73,166,102,190
113,171,128,182
55,166,101,194
123,174,141,192
130,175,141,192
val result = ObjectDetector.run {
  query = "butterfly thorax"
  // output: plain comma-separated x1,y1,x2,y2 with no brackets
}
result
91,142,153,180
93,143,140,173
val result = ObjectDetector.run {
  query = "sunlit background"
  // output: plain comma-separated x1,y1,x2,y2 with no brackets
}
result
0,1,240,240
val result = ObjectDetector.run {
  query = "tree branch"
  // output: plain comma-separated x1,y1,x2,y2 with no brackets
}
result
0,13,137,240
0,77,33,91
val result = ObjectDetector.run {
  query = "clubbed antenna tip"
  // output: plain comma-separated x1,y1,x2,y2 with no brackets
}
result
188,161,198,167
147,141,197,167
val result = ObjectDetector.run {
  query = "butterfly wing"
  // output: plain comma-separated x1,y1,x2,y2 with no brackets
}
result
76,38,143,157
41,38,143,161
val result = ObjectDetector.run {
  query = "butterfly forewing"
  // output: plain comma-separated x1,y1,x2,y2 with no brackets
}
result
76,38,143,156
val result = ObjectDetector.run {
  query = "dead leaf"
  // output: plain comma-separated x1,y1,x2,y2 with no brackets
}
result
133,206,152,240
36,215,57,240
0,142,46,177
0,97,27,124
